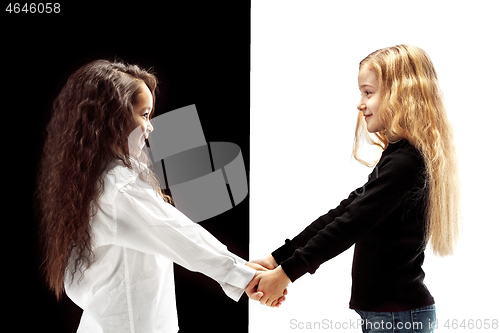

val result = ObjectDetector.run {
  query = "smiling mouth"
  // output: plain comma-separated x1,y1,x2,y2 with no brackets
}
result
142,135,150,148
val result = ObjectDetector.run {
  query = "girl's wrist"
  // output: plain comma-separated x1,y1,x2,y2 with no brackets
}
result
267,254,279,269
276,265,291,284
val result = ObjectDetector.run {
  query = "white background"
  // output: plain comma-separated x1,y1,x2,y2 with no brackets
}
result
250,1,500,332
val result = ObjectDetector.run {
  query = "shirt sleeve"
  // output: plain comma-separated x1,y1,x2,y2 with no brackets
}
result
272,190,358,264
278,147,424,282
111,179,255,302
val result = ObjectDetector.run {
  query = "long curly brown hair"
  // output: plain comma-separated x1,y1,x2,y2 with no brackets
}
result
37,60,171,300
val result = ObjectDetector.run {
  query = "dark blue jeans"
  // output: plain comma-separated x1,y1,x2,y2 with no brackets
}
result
355,305,436,333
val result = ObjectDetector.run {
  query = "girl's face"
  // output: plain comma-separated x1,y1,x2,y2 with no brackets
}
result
357,64,383,133
131,81,154,152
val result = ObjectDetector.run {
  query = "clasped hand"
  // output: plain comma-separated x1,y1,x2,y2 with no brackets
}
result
245,255,290,308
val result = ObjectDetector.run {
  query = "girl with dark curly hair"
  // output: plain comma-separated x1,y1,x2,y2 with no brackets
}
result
37,60,267,332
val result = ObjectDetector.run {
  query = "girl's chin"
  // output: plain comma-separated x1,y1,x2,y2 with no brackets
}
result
129,141,145,157
365,120,382,133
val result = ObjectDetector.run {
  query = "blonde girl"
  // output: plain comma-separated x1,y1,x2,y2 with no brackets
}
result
249,44,461,333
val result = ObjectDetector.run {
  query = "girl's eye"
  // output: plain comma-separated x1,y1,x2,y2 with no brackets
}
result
365,91,372,96
142,113,149,119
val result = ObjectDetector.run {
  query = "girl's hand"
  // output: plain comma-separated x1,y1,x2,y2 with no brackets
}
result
254,266,291,307
245,261,269,272
248,255,278,271
245,271,265,301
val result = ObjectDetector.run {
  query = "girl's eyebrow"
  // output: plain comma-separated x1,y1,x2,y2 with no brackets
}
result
137,106,152,113
359,84,376,90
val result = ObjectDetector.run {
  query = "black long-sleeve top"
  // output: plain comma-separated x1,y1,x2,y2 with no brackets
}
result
272,140,435,311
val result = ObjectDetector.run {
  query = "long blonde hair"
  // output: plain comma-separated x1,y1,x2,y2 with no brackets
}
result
353,44,461,256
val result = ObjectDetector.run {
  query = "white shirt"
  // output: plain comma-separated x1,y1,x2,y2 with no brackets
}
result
65,161,255,333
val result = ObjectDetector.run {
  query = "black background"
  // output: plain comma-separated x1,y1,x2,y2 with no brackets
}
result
2,2,250,332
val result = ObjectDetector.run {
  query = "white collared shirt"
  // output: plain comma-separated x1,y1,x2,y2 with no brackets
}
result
65,161,255,333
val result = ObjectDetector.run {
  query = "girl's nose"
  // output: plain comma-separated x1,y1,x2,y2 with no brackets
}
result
357,101,365,111
147,120,154,133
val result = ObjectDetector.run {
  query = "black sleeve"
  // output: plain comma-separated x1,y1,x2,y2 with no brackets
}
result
271,190,358,264
277,148,423,282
